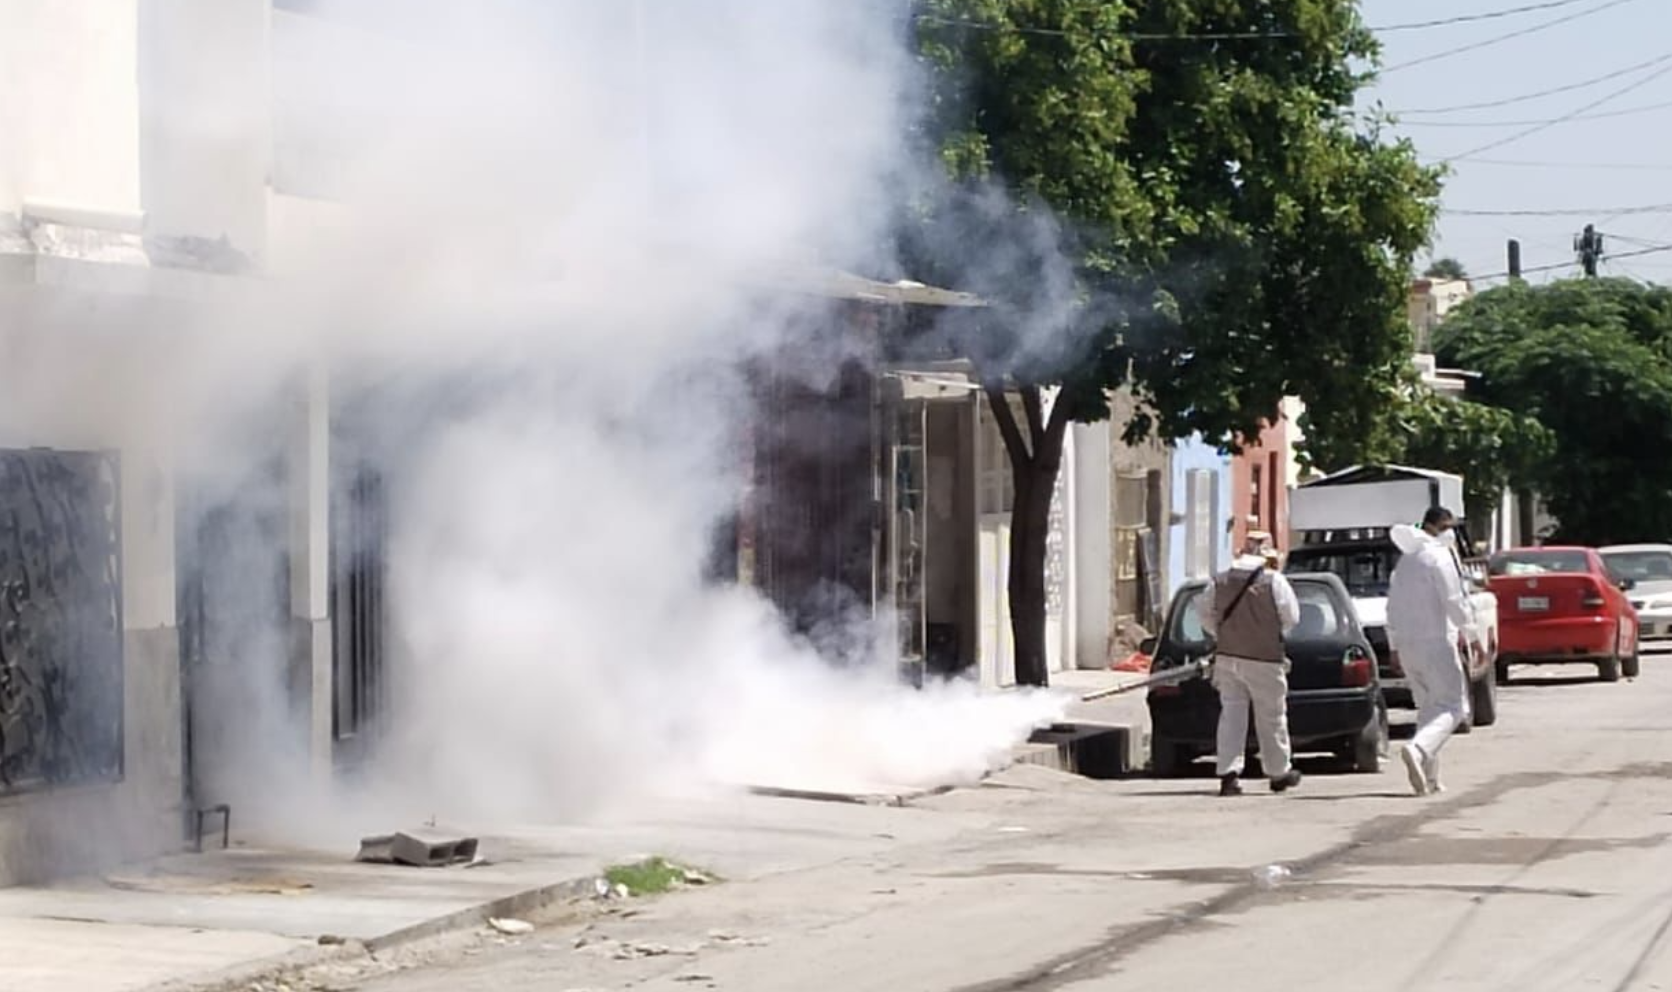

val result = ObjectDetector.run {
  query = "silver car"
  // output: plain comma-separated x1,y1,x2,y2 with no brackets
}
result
1600,544,1672,643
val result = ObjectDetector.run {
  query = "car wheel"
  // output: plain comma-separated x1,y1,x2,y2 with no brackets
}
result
1351,713,1388,774
1623,651,1642,679
1469,666,1499,728
1599,655,1623,683
1150,737,1186,778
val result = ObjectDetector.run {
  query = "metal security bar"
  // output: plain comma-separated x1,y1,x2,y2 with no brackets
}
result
331,461,387,749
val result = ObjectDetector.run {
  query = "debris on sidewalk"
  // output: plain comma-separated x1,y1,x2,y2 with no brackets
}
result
1111,650,1152,673
355,829,480,867
573,925,768,962
709,929,771,947
104,872,314,896
488,917,535,936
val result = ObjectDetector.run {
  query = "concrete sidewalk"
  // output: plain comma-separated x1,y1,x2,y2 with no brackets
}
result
0,788,1012,992
0,672,1154,992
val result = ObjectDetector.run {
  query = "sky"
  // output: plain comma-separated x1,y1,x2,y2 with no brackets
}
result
1357,0,1672,286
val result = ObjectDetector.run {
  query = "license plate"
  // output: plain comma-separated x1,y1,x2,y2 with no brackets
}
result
1518,596,1550,612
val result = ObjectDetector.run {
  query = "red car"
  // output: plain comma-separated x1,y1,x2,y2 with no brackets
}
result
1488,546,1641,683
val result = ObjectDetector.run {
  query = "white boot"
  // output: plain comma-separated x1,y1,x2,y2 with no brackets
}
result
1400,743,1429,796
1423,752,1444,793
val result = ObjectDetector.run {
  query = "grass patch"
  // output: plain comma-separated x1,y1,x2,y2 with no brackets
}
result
603,857,715,896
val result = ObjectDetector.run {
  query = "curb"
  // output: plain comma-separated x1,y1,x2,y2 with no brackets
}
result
132,873,604,992
745,784,953,807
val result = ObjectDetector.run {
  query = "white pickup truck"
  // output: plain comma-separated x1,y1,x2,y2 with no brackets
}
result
1283,465,1501,729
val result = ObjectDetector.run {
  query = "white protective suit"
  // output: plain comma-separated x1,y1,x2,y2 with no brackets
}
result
1386,524,1476,789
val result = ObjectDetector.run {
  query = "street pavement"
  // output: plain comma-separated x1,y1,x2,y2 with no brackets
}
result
313,656,1672,992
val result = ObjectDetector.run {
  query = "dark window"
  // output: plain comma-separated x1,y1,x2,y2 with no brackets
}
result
1489,550,1590,576
1600,551,1672,582
1286,544,1399,598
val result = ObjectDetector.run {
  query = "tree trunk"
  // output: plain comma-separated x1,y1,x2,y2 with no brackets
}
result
984,382,1070,689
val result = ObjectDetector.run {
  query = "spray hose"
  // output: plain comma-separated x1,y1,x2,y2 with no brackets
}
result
1079,657,1213,701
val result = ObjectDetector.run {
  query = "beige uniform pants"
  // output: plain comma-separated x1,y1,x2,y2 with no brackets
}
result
1213,655,1293,778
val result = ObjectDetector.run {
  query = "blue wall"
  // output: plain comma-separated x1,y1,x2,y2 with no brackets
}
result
1168,435,1233,593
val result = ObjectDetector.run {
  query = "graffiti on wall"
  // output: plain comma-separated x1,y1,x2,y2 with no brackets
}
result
0,449,124,795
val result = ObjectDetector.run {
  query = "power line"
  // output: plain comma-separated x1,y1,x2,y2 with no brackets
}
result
1376,0,1606,31
1599,231,1672,247
1381,0,1645,73
912,15,1289,40
1397,96,1672,128
1442,59,1672,162
1472,242,1672,281
915,0,1632,43
1427,157,1672,170
1390,51,1672,115
911,14,1293,40
1474,260,1575,281
1445,203,1672,217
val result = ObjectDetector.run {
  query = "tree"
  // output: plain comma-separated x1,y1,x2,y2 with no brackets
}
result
910,1,1442,685
1424,257,1469,281
1394,385,1554,530
1433,277,1672,544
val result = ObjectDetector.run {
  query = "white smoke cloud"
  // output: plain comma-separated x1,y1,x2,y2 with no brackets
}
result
6,0,1074,844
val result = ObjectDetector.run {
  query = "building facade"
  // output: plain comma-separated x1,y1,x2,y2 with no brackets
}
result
1168,435,1233,594
1227,397,1307,555
1408,277,1473,354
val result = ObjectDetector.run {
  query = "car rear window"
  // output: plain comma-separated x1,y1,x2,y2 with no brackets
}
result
1489,550,1589,576
1171,580,1347,646
1600,550,1672,582
1284,545,1397,598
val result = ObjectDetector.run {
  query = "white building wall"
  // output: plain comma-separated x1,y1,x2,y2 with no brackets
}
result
0,0,338,884
1072,421,1113,668
0,0,144,217
138,0,272,253
0,303,184,885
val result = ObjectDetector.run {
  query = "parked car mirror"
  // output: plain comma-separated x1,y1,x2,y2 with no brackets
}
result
1619,577,1637,592
1139,636,1158,656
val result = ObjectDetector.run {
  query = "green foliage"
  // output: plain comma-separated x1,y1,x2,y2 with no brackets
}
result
602,858,715,896
912,0,1444,456
1394,386,1554,521
1434,278,1672,544
1424,257,1468,280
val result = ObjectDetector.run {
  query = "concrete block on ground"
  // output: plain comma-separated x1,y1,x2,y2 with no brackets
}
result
355,831,479,867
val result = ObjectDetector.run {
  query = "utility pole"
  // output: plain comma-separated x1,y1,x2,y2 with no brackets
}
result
1507,239,1522,281
1575,224,1604,277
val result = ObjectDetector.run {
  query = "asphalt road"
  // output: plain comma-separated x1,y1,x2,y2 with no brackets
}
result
315,654,1672,992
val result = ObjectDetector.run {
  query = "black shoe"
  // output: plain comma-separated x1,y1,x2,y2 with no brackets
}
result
1219,774,1244,797
1270,769,1303,793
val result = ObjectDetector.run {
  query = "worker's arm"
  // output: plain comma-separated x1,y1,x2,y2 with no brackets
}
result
1270,571,1302,634
1435,551,1475,635
1196,584,1218,638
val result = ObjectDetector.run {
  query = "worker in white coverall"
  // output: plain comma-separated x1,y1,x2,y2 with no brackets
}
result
1197,531,1303,797
1386,506,1477,796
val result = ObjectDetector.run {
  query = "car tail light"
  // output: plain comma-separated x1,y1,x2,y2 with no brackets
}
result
1581,579,1607,610
1343,649,1373,688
